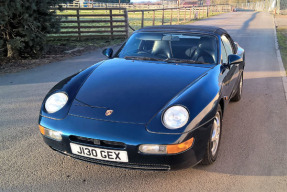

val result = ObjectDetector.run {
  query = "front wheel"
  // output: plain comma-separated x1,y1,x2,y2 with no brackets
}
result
201,106,222,165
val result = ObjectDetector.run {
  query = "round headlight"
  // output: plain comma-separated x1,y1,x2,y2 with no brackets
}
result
162,106,189,129
45,92,68,113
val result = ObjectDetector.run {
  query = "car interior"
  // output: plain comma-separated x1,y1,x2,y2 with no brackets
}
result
119,33,218,64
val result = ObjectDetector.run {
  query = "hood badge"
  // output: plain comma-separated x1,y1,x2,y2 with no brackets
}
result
105,110,113,116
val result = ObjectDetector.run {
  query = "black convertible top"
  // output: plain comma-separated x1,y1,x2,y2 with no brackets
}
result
137,25,227,35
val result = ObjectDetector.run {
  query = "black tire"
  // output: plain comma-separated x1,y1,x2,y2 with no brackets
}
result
231,73,243,102
201,105,222,165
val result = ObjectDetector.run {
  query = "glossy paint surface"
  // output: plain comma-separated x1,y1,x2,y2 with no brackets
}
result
75,58,212,124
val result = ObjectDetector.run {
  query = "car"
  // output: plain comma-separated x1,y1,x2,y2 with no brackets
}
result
38,25,245,170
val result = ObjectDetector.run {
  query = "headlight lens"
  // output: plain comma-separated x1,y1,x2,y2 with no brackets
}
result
162,105,189,129
45,92,68,113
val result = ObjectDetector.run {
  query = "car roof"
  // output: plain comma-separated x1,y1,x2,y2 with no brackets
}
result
136,25,228,36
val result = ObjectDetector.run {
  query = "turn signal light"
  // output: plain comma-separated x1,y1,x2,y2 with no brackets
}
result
39,125,62,141
167,137,194,154
39,125,45,135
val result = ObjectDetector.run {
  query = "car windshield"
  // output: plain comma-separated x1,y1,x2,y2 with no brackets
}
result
117,32,218,64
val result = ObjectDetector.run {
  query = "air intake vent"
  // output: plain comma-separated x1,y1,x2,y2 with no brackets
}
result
69,136,126,149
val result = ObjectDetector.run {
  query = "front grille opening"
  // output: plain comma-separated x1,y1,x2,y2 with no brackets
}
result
69,135,126,149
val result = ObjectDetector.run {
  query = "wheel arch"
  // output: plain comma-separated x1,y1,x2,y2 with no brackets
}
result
219,98,225,117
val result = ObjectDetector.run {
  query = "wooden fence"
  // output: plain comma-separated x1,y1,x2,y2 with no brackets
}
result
57,2,177,9
49,7,129,40
128,5,231,29
50,4,231,40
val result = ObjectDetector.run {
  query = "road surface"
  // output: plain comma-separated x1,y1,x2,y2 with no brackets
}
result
0,11,286,192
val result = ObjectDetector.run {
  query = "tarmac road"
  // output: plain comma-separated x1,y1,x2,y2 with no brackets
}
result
0,11,286,192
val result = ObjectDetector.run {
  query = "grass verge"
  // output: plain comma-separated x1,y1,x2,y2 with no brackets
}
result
277,27,287,75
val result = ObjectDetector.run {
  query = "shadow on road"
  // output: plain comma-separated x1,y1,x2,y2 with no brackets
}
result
240,12,259,31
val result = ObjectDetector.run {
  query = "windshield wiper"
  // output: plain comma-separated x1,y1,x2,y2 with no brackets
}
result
124,56,209,64
164,58,209,64
124,56,164,61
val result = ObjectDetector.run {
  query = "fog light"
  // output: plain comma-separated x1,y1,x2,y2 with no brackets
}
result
39,125,62,141
139,137,194,154
139,144,167,154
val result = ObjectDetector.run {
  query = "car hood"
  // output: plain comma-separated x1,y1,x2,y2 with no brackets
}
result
73,58,212,124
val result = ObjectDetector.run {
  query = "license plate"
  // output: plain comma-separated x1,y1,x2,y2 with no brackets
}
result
70,143,128,162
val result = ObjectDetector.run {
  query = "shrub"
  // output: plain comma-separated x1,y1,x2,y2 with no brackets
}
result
0,0,69,58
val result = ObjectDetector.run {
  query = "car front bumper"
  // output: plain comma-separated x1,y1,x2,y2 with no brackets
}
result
39,115,213,170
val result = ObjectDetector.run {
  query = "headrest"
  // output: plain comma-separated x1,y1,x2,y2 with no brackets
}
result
198,37,217,52
152,41,171,58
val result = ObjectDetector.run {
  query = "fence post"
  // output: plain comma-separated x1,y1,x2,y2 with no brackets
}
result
201,6,203,18
109,9,114,39
162,6,165,25
152,10,155,26
170,9,173,25
76,7,81,40
184,7,186,22
207,6,208,17
141,10,144,28
189,8,191,21
177,8,180,24
124,8,129,38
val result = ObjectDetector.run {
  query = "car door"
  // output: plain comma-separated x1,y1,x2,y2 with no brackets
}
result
221,35,239,98
220,38,233,100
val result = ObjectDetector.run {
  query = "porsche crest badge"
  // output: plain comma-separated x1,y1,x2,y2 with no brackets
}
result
105,110,113,116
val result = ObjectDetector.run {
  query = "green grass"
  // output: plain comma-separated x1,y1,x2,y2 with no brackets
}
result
277,27,287,75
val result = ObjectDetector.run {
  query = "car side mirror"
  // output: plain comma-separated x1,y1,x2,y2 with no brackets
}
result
102,48,113,58
228,54,242,65
234,42,238,50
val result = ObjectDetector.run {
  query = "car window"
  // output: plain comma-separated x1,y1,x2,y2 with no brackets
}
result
221,40,228,64
221,35,234,56
117,33,218,64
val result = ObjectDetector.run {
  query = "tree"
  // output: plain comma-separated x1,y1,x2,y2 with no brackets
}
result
0,0,69,58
